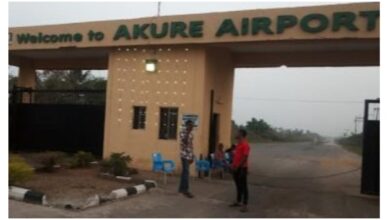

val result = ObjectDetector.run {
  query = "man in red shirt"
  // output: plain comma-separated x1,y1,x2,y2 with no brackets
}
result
230,129,250,212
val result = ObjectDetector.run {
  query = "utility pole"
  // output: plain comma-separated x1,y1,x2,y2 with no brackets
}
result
157,2,161,17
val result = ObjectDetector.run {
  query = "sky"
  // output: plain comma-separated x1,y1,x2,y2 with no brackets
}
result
8,1,380,137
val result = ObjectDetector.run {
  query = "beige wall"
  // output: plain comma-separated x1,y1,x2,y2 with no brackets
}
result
103,46,208,173
102,45,235,174
203,49,235,151
16,59,36,103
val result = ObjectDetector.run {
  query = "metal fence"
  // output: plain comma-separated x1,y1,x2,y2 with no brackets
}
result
9,87,107,157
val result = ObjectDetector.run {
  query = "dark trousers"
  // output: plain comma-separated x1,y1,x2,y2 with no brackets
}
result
179,158,190,193
233,167,248,205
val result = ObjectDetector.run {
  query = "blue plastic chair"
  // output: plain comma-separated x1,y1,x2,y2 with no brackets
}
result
195,158,211,179
210,153,226,179
152,153,175,184
196,159,210,172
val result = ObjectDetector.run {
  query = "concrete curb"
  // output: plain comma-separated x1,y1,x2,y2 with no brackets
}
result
100,173,132,181
9,180,157,209
81,194,100,209
108,180,157,200
9,186,48,205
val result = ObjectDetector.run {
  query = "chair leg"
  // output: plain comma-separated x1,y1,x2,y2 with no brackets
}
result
163,172,167,184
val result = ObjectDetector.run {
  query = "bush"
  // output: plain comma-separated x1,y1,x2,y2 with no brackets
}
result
100,152,135,176
30,151,66,172
69,151,95,168
9,154,34,185
337,133,362,147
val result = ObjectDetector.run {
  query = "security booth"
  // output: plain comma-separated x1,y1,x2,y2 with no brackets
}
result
9,2,379,174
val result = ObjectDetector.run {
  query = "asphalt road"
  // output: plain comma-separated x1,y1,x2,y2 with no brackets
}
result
9,141,379,218
248,141,363,194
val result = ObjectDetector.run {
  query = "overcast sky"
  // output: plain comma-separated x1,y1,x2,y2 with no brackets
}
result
8,1,379,137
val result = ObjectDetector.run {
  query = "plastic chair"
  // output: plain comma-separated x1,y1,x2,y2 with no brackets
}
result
195,158,211,179
210,153,225,179
152,153,175,184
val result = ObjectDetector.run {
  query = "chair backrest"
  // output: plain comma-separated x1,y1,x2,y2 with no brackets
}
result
152,152,163,172
152,152,162,162
196,159,210,171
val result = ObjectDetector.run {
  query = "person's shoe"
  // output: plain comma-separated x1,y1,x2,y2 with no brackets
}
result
240,205,248,212
181,192,194,198
229,202,241,207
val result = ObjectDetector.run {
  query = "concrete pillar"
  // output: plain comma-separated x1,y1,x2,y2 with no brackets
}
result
203,48,235,154
16,60,36,103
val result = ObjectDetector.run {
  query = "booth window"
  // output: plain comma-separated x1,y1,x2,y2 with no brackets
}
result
159,107,178,139
133,106,146,129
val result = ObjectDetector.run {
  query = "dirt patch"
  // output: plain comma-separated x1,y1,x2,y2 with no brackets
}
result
18,166,136,208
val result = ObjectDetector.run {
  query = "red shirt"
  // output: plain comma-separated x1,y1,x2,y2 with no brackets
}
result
232,139,250,168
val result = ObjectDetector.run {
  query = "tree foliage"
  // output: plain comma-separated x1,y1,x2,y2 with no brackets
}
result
232,118,323,143
9,70,107,104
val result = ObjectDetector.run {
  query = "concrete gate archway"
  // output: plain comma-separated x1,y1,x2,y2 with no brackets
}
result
9,2,379,172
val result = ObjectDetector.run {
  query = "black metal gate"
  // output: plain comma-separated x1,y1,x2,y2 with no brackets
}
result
361,99,380,195
9,88,106,158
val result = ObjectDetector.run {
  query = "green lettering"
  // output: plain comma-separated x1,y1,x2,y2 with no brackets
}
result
189,21,204,37
216,19,239,37
30,35,37,43
37,32,43,43
114,24,131,41
332,12,359,32
241,18,250,36
133,24,150,39
359,10,379,31
43,35,51,43
252,17,274,35
16,32,83,44
150,23,168,38
300,13,329,33
16,34,30,44
170,21,188,38
73,33,83,42
277,15,298,34
57,33,73,42
50,35,58,43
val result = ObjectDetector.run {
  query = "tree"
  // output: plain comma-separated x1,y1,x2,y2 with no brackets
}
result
245,118,272,134
36,70,94,90
233,117,323,143
34,70,107,104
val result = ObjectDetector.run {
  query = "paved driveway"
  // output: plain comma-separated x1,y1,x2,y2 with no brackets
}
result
9,141,379,218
